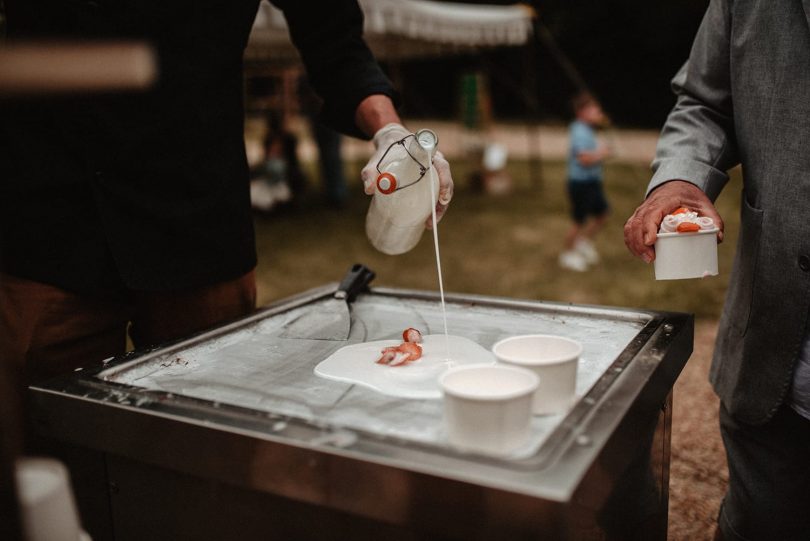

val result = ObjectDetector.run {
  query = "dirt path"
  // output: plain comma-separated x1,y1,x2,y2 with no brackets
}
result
668,319,727,540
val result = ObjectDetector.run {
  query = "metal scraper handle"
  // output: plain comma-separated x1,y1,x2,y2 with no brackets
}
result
335,264,375,302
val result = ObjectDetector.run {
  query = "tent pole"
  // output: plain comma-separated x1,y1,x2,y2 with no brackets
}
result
524,28,542,190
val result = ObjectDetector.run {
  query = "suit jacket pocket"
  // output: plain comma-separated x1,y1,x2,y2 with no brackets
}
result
721,194,764,336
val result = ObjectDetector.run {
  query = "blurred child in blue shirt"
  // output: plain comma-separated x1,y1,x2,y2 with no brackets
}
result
560,92,611,271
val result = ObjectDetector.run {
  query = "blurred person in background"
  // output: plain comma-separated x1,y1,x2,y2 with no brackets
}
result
0,0,454,385
300,76,350,208
249,111,302,213
624,1,810,539
559,92,611,272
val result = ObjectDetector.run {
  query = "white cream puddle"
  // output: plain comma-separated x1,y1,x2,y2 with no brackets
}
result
314,334,495,399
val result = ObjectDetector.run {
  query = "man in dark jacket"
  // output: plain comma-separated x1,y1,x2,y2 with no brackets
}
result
0,0,453,382
624,1,810,539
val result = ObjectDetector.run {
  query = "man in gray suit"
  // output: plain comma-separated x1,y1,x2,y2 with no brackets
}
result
624,1,810,539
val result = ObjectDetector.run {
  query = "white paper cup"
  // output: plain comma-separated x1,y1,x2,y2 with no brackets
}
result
16,457,90,541
492,334,582,415
440,364,538,455
654,228,719,280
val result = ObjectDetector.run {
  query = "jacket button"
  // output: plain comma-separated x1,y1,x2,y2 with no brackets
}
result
800,255,810,272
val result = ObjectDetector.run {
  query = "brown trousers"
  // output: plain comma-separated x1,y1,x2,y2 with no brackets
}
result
0,272,256,384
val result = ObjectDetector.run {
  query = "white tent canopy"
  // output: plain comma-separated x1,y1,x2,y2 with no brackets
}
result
247,0,535,61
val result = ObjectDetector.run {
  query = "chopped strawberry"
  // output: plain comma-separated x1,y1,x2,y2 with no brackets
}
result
676,222,701,233
397,342,423,362
376,341,423,367
376,346,399,365
388,352,411,366
402,327,423,343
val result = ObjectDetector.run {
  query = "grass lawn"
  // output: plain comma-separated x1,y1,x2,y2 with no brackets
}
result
254,158,743,321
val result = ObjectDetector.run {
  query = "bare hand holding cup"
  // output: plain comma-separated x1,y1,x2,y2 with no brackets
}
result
624,180,724,263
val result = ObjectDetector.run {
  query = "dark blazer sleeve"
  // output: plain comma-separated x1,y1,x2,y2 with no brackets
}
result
647,0,739,201
271,0,399,139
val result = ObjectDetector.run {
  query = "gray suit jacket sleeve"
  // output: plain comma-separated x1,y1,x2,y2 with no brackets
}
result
647,0,740,201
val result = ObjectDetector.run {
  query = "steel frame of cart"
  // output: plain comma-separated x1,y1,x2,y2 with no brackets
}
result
29,285,692,540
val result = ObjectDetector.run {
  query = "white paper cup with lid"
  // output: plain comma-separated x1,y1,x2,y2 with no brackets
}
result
654,228,719,280
492,334,582,415
440,364,538,455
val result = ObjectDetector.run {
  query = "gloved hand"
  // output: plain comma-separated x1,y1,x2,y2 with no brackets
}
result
361,123,454,229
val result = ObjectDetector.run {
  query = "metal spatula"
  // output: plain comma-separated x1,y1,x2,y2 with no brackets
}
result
279,264,376,340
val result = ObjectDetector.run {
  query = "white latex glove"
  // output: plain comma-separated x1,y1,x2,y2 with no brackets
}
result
361,123,454,229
